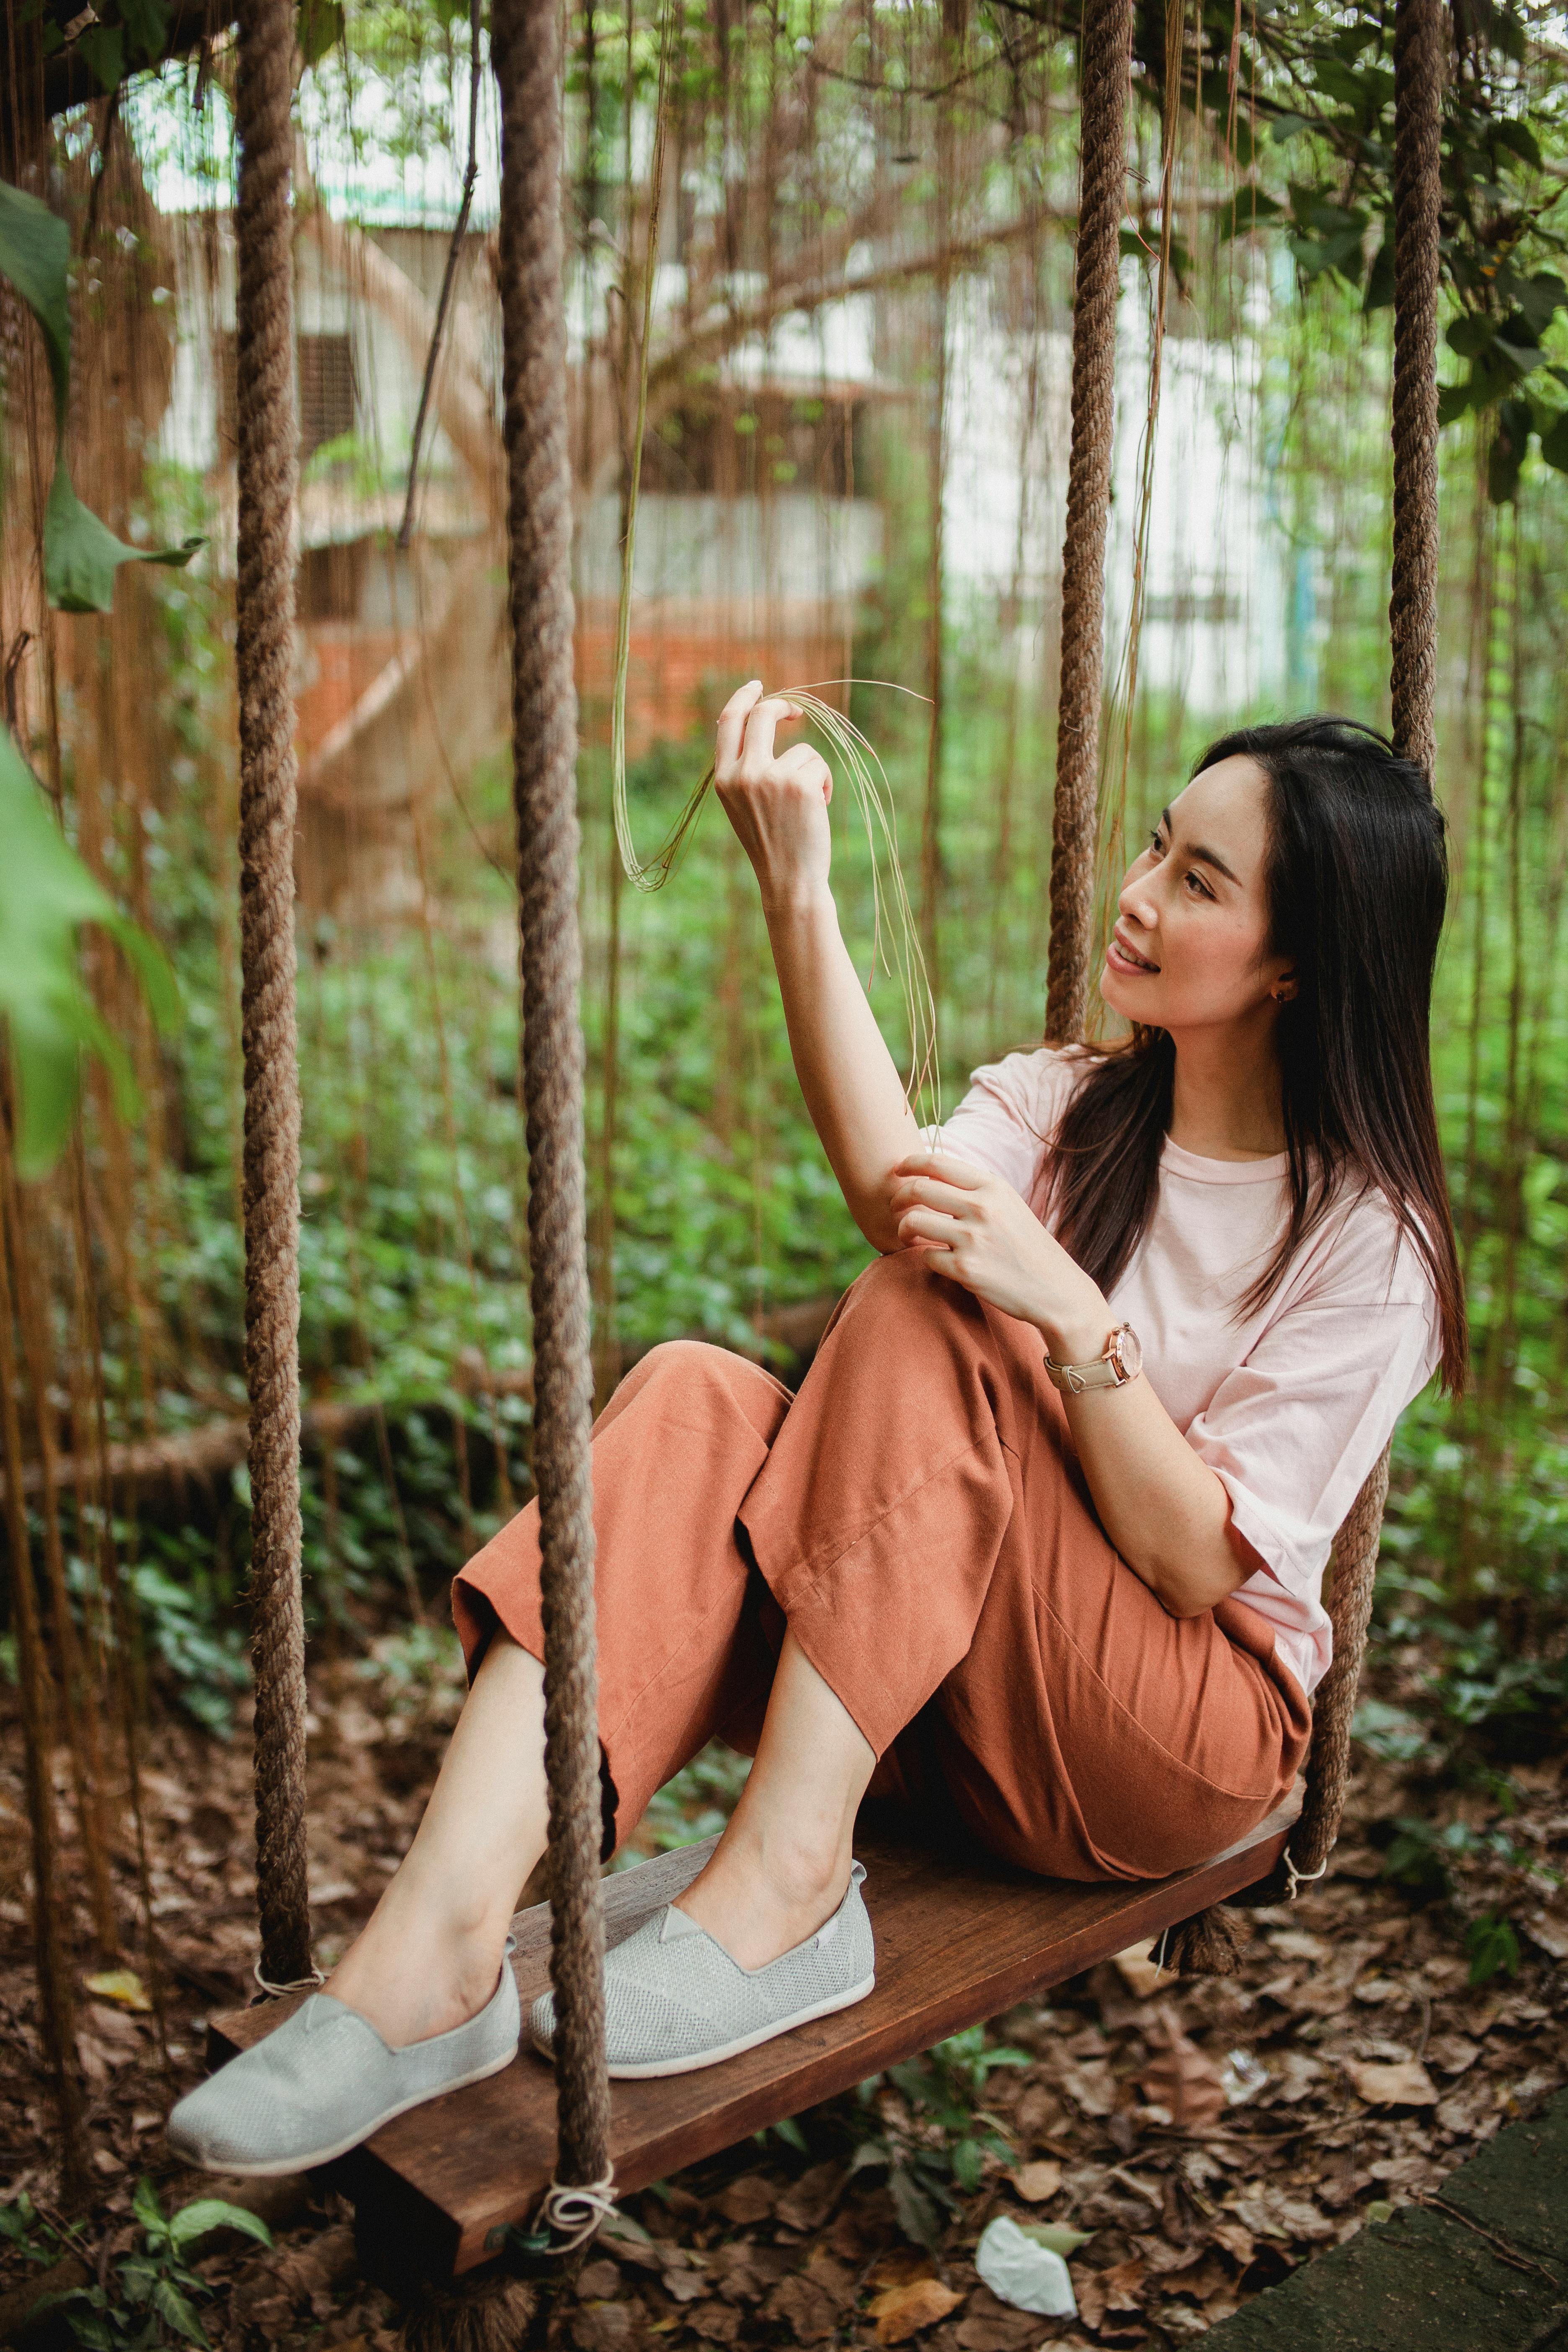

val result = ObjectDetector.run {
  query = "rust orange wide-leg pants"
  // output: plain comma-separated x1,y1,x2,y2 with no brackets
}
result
452,1251,1310,1884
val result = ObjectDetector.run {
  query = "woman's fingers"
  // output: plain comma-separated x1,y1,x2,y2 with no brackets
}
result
716,679,765,779
736,694,800,777
896,1206,965,1248
891,1149,988,1190
774,741,834,804
889,1173,975,1217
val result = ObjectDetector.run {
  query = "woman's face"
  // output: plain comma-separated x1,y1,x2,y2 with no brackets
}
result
1100,756,1296,1033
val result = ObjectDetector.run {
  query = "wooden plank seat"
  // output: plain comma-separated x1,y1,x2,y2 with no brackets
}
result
206,1786,1300,2288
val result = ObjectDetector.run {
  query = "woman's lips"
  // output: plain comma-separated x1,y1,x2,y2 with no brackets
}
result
1108,928,1160,974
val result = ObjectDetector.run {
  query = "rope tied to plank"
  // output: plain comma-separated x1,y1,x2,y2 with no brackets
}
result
235,0,312,1994
1045,0,1133,1048
1127,5,1443,1975
492,0,613,2206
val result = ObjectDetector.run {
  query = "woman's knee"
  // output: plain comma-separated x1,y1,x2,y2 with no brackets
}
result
603,1338,790,1439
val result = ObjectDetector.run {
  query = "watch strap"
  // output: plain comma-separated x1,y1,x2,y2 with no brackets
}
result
1044,1323,1139,1395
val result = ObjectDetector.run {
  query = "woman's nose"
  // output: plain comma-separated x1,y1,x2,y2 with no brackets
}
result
1118,869,1158,928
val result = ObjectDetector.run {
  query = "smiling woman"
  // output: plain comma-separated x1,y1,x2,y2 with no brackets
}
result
168,703,1468,2165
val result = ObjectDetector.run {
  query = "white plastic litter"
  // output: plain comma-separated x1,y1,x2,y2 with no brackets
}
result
974,2216,1078,2318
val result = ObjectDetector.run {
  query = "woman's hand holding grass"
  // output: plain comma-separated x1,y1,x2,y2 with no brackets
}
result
888,1151,1111,1363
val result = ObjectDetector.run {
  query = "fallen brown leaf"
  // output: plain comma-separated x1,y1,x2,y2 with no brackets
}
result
1008,2159,1063,2203
774,2161,841,2233
1426,2032,1480,2076
953,2287,1045,2351
715,2174,776,2225
1342,2057,1438,2107
1140,2007,1225,2129
1227,2184,1335,2244
575,2261,623,2301
685,2303,741,2345
766,2273,842,2346
1014,2079,1069,2145
1113,1940,1167,1999
866,2277,964,2344
864,2249,936,2292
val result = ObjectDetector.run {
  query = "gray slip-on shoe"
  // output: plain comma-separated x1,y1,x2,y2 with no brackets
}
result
167,1940,521,2176
531,1862,874,2080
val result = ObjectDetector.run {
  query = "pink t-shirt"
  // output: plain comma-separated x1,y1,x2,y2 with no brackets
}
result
937,1047,1441,1697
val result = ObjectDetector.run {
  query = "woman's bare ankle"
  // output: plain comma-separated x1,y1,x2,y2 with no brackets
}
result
326,1900,508,2049
675,1826,852,1971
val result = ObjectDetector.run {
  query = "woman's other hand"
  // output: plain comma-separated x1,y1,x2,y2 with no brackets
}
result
888,1151,1110,1361
715,680,834,913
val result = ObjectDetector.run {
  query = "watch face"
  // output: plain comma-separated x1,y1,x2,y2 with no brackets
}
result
1115,1324,1143,1380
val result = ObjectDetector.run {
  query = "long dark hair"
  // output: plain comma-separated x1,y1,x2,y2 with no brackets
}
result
1042,716,1467,1392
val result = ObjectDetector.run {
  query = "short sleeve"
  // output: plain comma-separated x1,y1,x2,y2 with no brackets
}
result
935,1048,1086,1210
1185,1203,1441,1600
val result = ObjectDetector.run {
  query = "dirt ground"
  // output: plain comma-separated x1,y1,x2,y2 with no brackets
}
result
2,1635,1566,2352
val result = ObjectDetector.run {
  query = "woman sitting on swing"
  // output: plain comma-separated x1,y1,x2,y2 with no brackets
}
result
172,694,1464,2172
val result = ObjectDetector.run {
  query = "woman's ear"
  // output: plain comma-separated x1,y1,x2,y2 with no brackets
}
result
1269,972,1299,1004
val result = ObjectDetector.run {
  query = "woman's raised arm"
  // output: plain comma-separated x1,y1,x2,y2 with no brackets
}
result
714,681,921,1252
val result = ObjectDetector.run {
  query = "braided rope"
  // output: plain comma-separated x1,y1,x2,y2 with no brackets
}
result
1045,0,1133,1046
1174,11,1441,1975
492,0,612,2195
1285,1447,1391,1887
235,0,311,1991
1390,0,1445,781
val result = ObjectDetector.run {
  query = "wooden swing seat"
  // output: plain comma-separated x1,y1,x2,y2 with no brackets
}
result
206,1785,1300,2289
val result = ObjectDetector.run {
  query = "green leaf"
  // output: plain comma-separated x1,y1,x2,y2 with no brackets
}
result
0,181,205,610
1465,1910,1521,1986
888,2163,944,2255
131,2177,167,2243
148,2279,211,2349
60,2298,116,2352
119,0,171,62
1362,233,1394,314
1505,273,1568,338
75,21,124,91
1539,407,1568,472
168,2201,273,2254
1220,184,1283,241
1016,2220,1094,2257
1493,116,1542,170
1447,313,1494,361
0,723,181,1181
43,456,204,614
297,0,344,64
0,179,70,422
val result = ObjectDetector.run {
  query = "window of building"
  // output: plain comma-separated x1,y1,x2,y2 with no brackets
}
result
299,332,357,464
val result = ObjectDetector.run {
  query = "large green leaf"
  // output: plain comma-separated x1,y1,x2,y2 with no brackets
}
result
44,457,203,613
0,177,205,613
0,179,70,417
0,723,181,1181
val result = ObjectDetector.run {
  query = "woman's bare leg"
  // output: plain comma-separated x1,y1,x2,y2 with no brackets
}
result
325,1633,549,2048
674,1631,875,1969
325,1626,874,2045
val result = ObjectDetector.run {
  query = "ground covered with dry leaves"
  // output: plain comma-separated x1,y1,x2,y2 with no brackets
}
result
2,1631,1565,2351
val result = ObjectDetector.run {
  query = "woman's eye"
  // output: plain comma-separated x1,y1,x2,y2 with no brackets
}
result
1184,868,1215,901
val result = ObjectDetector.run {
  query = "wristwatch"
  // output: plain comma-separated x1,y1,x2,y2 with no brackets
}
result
1044,1322,1144,1395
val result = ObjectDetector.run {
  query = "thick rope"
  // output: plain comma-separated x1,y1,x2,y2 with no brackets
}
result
1285,1446,1391,1888
1176,10,1442,1979
235,0,312,1991
1389,0,1445,781
492,0,612,2195
1045,0,1133,1046
1172,1449,1392,1971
